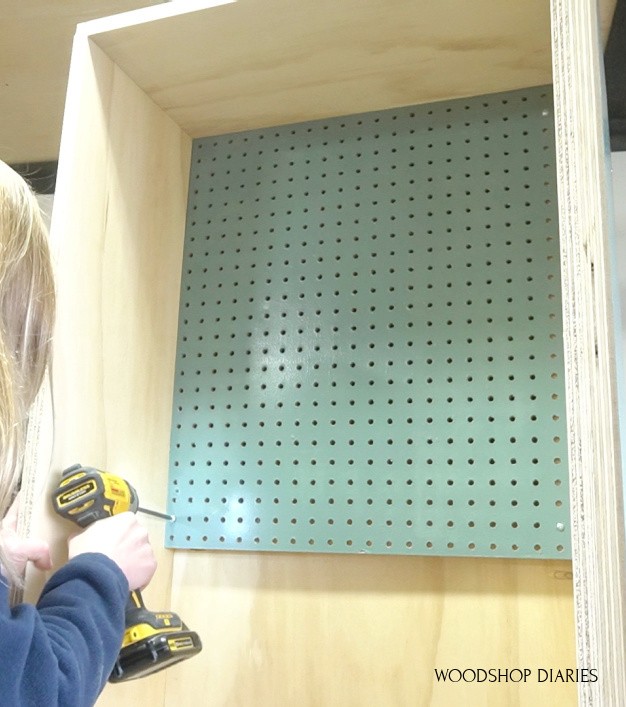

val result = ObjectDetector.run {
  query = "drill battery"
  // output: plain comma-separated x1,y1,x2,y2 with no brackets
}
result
110,592,202,682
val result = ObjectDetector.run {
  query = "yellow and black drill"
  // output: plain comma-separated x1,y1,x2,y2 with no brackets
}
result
51,464,202,683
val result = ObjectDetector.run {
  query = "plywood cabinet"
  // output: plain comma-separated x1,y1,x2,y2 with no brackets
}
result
22,1,625,704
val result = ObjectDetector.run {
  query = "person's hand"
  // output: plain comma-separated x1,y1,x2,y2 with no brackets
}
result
0,494,53,577
68,512,157,590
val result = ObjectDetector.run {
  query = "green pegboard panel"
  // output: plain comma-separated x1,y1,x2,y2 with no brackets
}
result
166,85,570,559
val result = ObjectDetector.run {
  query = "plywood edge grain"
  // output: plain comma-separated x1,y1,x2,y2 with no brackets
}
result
551,0,626,702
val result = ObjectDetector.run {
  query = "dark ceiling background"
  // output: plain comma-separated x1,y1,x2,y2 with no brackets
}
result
606,0,626,150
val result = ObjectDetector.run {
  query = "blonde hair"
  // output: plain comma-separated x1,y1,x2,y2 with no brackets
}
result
0,160,55,581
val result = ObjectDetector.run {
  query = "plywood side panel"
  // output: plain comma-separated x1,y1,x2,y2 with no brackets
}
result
167,551,575,706
21,30,192,706
551,0,626,702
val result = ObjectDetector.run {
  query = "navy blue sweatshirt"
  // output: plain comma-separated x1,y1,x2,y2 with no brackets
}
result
0,553,128,706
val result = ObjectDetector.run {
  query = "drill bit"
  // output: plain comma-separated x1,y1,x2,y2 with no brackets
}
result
137,506,176,522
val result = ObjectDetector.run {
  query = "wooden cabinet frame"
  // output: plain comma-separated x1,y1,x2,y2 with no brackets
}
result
19,1,625,704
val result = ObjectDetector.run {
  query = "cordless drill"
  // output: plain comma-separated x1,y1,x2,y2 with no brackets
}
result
51,464,202,682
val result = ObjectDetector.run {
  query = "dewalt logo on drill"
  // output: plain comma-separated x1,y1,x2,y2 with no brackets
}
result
56,478,96,506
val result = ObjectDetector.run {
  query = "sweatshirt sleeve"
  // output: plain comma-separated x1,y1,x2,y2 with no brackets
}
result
0,553,128,707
